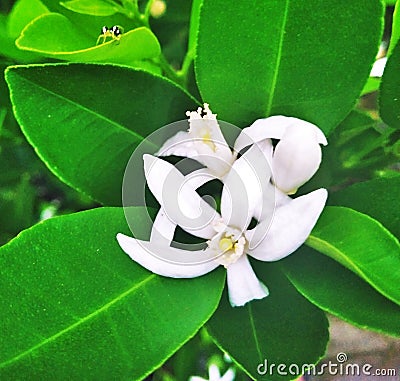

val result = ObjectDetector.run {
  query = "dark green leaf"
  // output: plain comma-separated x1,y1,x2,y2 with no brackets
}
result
16,13,161,65
5,63,198,205
207,263,329,381
282,247,400,337
0,207,225,380
307,206,400,305
195,0,383,133
380,40,400,128
329,177,400,239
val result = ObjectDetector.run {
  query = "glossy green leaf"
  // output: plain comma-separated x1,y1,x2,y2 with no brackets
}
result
39,0,137,40
329,177,400,239
60,0,120,16
388,1,400,55
207,263,329,381
361,77,381,95
307,206,400,306
188,0,202,56
6,0,49,38
195,0,383,132
5,63,198,205
282,247,400,337
380,40,400,128
0,207,225,380
0,12,41,62
16,13,161,65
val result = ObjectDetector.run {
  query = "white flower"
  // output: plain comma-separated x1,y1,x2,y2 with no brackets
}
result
117,145,327,307
189,364,235,381
157,104,327,195
157,103,235,177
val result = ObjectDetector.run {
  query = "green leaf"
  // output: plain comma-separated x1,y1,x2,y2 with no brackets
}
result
195,0,383,133
361,76,381,95
0,13,41,62
307,206,400,306
380,40,400,128
329,177,400,239
39,0,137,40
388,1,400,55
207,263,329,381
16,13,161,65
188,0,202,57
60,0,120,16
282,247,400,337
0,207,225,379
6,0,49,38
5,63,198,205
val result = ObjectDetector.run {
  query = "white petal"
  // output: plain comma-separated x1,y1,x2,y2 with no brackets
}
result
272,125,322,194
117,233,219,277
150,208,176,244
156,131,197,158
185,167,218,190
189,103,233,162
144,155,219,239
246,188,328,261
220,141,274,231
370,57,387,78
234,116,327,153
226,255,269,307
221,368,236,381
208,364,221,380
150,169,217,245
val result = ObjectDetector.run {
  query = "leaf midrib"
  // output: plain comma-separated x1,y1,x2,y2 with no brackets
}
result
8,70,149,144
265,0,290,116
0,274,157,368
247,303,263,363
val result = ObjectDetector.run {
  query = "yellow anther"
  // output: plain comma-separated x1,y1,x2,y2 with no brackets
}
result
219,238,234,253
200,128,217,151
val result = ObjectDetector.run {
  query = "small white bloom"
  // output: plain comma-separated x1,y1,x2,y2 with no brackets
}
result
190,363,236,381
157,103,235,177
118,106,328,307
158,104,327,195
117,150,327,307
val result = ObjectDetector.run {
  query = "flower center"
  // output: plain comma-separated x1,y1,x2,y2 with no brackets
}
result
208,220,247,267
199,127,217,151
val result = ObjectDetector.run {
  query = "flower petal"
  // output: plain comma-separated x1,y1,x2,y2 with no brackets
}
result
150,208,176,244
272,124,323,194
246,188,328,261
144,155,219,239
117,233,219,278
221,141,274,231
370,57,387,78
156,131,197,158
188,103,233,171
221,368,236,381
150,168,217,244
226,255,269,307
234,116,327,153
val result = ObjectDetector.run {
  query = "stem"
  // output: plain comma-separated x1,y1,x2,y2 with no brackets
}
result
158,54,184,86
177,49,195,80
144,0,155,24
